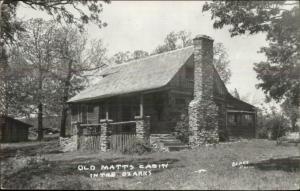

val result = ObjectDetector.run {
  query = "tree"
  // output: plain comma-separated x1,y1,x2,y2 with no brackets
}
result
203,1,300,130
202,1,296,37
111,51,131,64
0,0,109,122
7,46,36,118
1,1,109,140
52,26,108,137
256,104,289,140
153,31,192,54
7,19,58,140
253,7,300,105
8,20,108,138
177,30,193,48
153,30,232,84
1,0,110,43
111,50,149,64
281,99,299,132
213,42,231,84
52,26,86,137
232,88,240,100
132,50,149,60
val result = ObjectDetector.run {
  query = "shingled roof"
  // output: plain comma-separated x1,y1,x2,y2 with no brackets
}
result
68,46,194,103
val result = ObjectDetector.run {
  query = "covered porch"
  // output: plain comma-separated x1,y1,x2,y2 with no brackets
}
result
225,96,257,139
69,90,171,151
71,90,171,132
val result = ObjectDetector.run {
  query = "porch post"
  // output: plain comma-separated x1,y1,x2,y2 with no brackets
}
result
135,116,150,143
77,104,80,121
74,122,82,150
105,102,109,120
100,119,112,152
140,94,144,117
95,105,100,124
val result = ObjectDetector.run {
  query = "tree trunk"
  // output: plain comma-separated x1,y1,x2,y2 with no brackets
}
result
37,65,43,141
0,43,8,117
297,98,300,133
37,102,43,140
60,103,68,137
298,0,300,134
60,60,72,137
0,1,8,117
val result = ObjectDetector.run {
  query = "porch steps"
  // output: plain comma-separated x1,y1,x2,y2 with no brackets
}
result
150,134,190,152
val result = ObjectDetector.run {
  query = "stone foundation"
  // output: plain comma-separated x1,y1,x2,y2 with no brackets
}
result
59,122,81,152
100,119,112,152
217,103,228,141
189,99,219,146
135,116,150,143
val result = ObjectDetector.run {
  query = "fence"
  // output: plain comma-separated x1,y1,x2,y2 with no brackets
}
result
109,121,136,152
77,124,101,150
76,120,140,152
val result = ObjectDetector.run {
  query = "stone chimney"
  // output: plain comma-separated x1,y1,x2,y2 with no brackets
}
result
188,35,219,146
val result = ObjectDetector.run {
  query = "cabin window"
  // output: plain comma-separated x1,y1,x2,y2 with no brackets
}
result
243,114,253,124
227,114,237,125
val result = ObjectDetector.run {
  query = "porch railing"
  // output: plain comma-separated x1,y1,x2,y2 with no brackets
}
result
74,116,150,152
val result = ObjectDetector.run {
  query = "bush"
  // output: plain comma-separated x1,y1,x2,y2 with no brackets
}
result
122,138,152,155
257,106,290,140
218,129,229,142
172,111,192,144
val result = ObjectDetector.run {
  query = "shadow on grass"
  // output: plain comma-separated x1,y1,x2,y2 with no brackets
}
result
247,156,300,172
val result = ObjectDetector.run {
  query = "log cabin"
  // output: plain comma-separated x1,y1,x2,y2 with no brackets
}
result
67,34,257,151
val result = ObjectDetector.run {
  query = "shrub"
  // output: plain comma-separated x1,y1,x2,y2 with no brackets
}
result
257,106,290,140
122,138,152,155
218,129,229,142
172,111,192,144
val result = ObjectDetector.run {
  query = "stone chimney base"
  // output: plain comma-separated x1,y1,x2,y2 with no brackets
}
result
188,99,219,146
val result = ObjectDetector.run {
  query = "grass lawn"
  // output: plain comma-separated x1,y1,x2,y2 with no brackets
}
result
1,139,299,190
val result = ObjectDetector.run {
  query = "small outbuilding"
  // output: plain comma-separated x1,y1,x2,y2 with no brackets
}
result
0,116,32,142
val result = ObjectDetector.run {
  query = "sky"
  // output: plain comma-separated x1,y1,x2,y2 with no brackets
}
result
16,1,278,107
